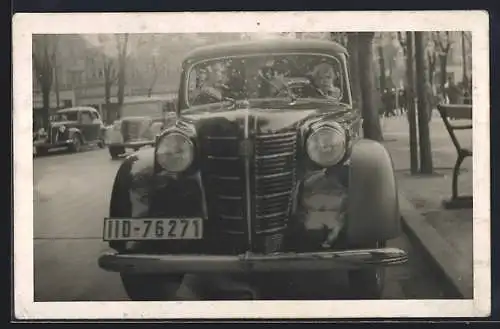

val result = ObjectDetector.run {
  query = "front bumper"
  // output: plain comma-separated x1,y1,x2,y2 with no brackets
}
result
98,248,408,274
108,140,154,148
33,139,74,149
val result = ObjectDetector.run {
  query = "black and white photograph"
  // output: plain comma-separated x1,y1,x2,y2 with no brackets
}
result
13,11,490,319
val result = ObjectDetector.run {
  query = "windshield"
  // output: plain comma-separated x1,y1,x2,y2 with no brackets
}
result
186,53,347,107
52,112,78,122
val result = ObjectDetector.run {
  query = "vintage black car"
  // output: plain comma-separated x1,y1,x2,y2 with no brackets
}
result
33,106,105,155
98,39,408,300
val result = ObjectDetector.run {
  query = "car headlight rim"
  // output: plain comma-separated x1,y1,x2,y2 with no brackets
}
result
156,132,194,173
306,123,346,167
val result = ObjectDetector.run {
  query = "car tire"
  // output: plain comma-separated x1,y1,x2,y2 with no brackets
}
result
347,240,387,299
35,147,48,157
120,273,184,301
98,139,106,148
109,146,125,160
69,134,82,153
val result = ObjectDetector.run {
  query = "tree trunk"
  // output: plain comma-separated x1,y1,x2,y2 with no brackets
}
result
405,32,419,174
116,66,125,119
415,32,434,174
358,32,383,141
427,53,436,89
377,45,386,92
461,31,467,84
54,67,60,109
439,54,448,98
116,35,129,119
347,33,362,110
41,85,51,131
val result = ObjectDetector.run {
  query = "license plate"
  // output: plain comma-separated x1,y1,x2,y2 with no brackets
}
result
103,218,203,241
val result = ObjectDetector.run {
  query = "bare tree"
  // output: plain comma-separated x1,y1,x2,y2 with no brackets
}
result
330,32,348,47
102,53,117,109
115,33,129,118
426,41,437,88
346,33,362,110
432,31,453,96
415,32,434,174
357,32,384,141
52,48,60,109
33,35,59,130
396,32,407,57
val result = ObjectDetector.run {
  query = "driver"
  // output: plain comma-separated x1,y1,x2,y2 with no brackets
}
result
192,63,229,105
309,62,341,99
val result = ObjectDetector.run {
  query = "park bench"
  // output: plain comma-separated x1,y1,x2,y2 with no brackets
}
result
436,104,473,209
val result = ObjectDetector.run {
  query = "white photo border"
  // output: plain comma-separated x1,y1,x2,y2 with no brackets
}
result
13,11,491,319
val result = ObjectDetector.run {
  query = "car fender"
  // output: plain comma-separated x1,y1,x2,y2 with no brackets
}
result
346,139,400,244
68,127,83,141
148,121,164,138
109,147,206,219
110,148,156,217
292,171,348,250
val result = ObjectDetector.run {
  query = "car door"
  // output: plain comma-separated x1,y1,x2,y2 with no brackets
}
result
78,110,96,142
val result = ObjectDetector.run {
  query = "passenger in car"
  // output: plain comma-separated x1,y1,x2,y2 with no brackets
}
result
308,62,342,100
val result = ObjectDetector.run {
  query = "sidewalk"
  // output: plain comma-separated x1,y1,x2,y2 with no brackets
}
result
381,113,473,298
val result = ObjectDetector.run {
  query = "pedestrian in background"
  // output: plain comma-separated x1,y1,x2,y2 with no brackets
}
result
445,77,461,104
425,81,435,122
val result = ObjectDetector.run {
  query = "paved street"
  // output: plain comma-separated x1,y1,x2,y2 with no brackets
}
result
34,134,450,301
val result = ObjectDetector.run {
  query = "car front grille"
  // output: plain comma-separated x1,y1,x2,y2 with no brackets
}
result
254,132,297,232
200,130,297,254
121,121,143,142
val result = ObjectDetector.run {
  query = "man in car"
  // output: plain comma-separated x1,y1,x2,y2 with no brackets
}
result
191,63,230,105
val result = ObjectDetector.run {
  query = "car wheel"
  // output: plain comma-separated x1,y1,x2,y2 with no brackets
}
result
98,139,106,148
69,134,82,153
108,146,125,160
347,240,387,299
35,147,47,156
120,273,184,301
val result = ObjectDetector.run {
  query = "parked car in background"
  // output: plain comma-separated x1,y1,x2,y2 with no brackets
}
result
105,97,177,159
98,38,408,300
33,106,105,155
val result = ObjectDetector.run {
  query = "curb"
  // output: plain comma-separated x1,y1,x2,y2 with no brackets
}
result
398,191,473,299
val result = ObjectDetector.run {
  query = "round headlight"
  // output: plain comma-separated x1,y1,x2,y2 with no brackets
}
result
306,124,346,167
156,132,194,173
58,125,66,133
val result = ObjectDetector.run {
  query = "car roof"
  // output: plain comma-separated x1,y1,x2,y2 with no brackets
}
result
183,38,348,64
57,106,99,113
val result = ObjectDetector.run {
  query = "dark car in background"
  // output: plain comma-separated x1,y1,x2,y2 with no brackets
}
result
98,38,408,300
33,106,105,156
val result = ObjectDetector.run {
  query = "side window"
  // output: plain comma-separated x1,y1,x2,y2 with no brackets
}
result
90,111,100,122
80,111,93,124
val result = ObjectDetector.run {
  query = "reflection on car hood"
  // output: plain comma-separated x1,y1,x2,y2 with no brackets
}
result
181,99,351,134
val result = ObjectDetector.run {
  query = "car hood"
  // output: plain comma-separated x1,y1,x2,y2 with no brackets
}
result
180,99,352,136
